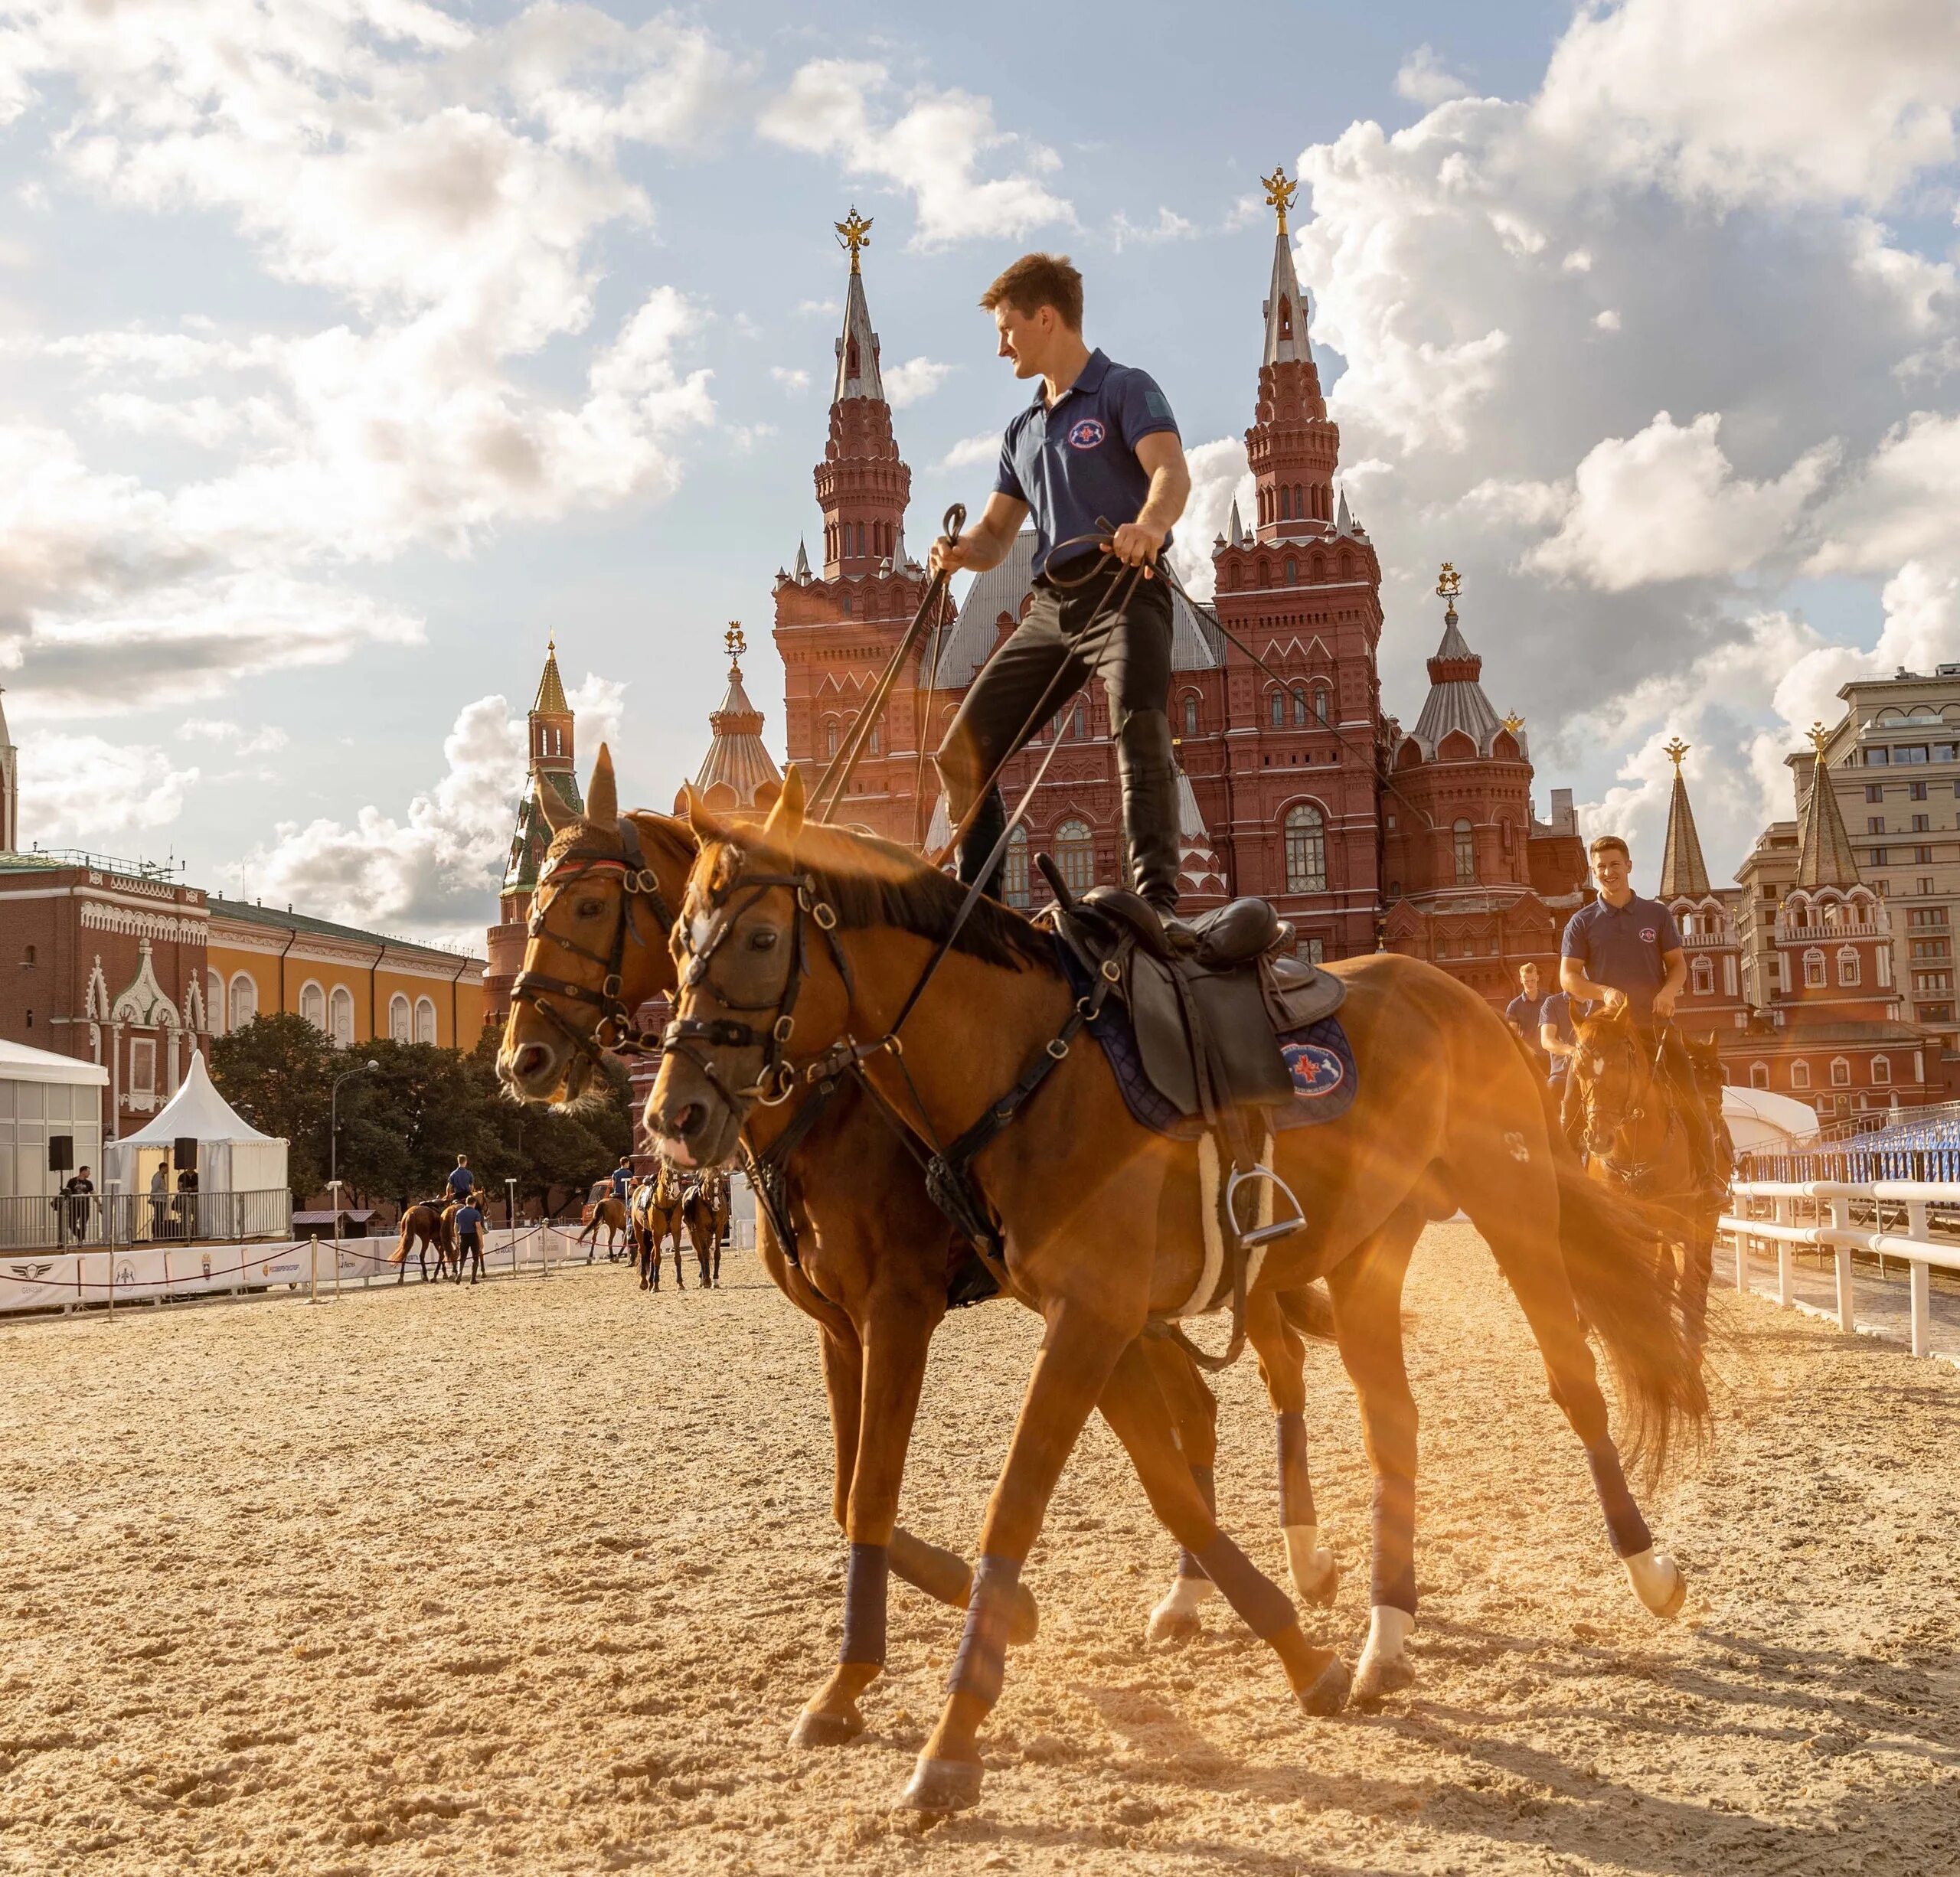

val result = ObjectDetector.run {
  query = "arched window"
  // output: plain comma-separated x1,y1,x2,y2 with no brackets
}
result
824,719,839,759
1873,1055,1892,1085
1182,694,1199,737
1312,685,1330,725
1453,818,1475,886
1003,826,1031,909
1054,818,1096,896
1284,557,1297,583
1836,945,1860,986
207,969,224,1036
1284,803,1326,893
1691,957,1714,997
1803,947,1826,988
1072,702,1086,739
1749,1062,1770,1089
867,722,882,756
1279,485,1292,521
300,981,326,1032
414,997,437,1046
1292,688,1308,726
388,994,411,1043
1830,1056,1851,1087
1269,690,1285,729
1790,1059,1811,1090
329,985,354,1049
229,972,257,1031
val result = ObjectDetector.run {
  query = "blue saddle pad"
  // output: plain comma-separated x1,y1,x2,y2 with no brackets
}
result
1054,936,1357,1141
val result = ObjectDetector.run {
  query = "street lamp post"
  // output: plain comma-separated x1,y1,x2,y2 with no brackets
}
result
332,1060,381,1275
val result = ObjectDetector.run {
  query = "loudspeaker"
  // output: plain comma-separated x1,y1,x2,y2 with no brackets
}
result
174,1136,198,1170
47,1134,73,1174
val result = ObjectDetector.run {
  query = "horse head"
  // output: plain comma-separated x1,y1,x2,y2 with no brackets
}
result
497,743,697,1108
1570,1004,1652,1159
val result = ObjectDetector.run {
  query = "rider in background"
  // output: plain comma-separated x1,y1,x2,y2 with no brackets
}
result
446,1154,475,1203
1559,834,1722,1195
932,252,1192,922
1504,961,1550,1077
1540,987,1586,1151
609,1158,632,1206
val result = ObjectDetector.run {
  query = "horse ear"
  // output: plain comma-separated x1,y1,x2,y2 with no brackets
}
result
537,775,573,836
762,765,805,850
681,782,735,847
587,744,618,828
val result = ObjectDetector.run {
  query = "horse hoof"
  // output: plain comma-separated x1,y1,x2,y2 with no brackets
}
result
1146,1606,1202,1646
789,1706,864,1749
1625,1547,1687,1620
1297,1553,1341,1609
901,1755,983,1813
1005,1582,1039,1647
1295,1653,1353,1717
1352,1652,1414,1706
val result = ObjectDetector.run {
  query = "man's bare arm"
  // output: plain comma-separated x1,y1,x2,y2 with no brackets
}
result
1540,1020,1575,1062
1560,955,1622,1010
1651,947,1688,1019
930,492,1027,576
1107,431,1191,570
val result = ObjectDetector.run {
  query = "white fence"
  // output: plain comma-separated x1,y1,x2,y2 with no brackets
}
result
1721,1180,1960,1360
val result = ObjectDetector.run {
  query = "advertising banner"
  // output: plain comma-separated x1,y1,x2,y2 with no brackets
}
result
0,1251,80,1313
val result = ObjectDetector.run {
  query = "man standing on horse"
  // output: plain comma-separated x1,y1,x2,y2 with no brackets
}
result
932,252,1192,920
1559,834,1722,1195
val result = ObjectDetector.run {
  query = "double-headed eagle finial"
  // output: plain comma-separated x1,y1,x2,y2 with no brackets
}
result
724,622,746,668
1502,711,1526,736
1664,736,1690,772
1808,720,1831,756
835,207,873,273
1259,165,1298,237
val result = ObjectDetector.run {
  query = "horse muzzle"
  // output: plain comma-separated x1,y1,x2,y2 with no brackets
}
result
645,1056,744,1173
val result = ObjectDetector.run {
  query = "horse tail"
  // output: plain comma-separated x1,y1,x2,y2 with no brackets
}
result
1553,1157,1709,1486
389,1210,415,1265
1276,1285,1337,1344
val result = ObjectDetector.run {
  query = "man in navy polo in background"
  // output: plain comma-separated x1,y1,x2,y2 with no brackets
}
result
446,1154,474,1203
933,251,1192,919
1504,961,1551,1076
1560,834,1721,1193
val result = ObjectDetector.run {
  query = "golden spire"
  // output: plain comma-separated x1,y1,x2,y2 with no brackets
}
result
724,621,746,670
1664,736,1690,772
1259,165,1298,237
835,207,872,273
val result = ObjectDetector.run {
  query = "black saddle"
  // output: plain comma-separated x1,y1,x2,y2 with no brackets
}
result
1057,887,1346,1120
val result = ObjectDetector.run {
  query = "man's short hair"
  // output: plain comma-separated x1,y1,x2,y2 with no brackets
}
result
981,253,1084,331
1588,834,1631,861
1517,961,1539,978
456,1154,468,1164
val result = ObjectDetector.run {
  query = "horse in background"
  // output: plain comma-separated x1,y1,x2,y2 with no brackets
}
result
632,1167,688,1291
684,1170,730,1289
577,1194,630,1263
389,1200,458,1283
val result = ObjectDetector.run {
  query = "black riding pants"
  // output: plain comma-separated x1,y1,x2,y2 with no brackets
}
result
935,557,1174,885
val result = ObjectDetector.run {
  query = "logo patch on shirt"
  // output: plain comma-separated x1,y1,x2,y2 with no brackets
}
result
1067,417,1106,450
1639,926,1658,943
1282,1043,1346,1099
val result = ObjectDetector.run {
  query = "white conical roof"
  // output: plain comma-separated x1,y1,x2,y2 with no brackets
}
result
117,1049,276,1146
1262,231,1312,368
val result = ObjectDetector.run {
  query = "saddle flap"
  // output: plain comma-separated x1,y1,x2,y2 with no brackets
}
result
1262,952,1347,1030
1128,954,1300,1118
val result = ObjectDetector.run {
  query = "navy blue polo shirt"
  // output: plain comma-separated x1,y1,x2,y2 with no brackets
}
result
455,1204,483,1238
995,348,1179,576
1504,991,1549,1046
446,1166,474,1199
1540,991,1583,1081
1560,893,1682,1018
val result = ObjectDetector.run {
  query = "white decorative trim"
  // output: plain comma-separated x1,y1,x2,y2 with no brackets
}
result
84,955,109,1023
112,940,182,1029
80,901,207,944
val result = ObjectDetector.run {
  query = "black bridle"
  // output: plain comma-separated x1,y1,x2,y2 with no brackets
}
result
1577,1020,1671,1187
510,818,675,1079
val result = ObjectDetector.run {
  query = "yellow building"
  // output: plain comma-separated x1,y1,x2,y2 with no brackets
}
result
206,899,487,1049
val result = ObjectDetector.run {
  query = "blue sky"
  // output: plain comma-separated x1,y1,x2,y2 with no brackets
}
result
0,0,1956,944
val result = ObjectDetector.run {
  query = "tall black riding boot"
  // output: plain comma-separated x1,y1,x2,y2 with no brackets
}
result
1117,708,1182,918
955,784,1008,899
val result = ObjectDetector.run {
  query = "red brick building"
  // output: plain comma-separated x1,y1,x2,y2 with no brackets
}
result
767,180,1587,992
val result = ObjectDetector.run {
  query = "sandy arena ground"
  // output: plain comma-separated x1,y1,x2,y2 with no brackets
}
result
2,1222,1958,1876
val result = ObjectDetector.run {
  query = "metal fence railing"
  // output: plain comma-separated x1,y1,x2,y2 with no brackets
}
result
0,1189,294,1252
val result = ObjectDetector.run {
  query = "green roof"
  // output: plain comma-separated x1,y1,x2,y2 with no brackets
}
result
208,897,480,965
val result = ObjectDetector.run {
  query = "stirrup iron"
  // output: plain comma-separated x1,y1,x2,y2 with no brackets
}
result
1225,1164,1308,1249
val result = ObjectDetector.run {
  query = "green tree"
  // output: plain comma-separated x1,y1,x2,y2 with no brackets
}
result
209,1014,338,1200
464,1030,634,1219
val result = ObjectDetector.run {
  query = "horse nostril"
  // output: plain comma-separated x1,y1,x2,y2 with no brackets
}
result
674,1102,706,1141
514,1043,550,1079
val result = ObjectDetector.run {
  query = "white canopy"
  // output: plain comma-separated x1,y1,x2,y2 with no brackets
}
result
106,1049,288,1196
1722,1084,1821,1155
0,1037,109,1087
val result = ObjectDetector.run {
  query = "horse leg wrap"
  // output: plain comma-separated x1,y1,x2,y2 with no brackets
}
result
1191,1531,1297,1640
840,1542,888,1666
1586,1444,1652,1559
946,1555,1022,1706
1371,1474,1417,1616
1176,1464,1217,1580
1276,1411,1316,1528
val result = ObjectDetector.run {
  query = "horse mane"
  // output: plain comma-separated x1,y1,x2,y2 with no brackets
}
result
707,819,1057,976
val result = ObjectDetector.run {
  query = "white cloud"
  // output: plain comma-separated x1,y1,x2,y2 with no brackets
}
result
179,719,288,756
1534,0,1960,211
769,366,811,393
1168,439,1256,601
759,60,1073,246
939,431,1000,472
1524,412,1838,591
796,298,840,316
1395,45,1470,107
16,731,199,849
1110,206,1195,250
883,356,956,407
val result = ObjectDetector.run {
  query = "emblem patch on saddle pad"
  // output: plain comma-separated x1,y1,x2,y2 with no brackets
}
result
1282,1042,1345,1099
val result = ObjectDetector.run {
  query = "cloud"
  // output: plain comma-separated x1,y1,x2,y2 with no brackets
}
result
15,731,199,849
1395,45,1470,107
769,366,811,393
1524,411,1838,591
244,672,625,948
179,719,288,756
939,431,1000,472
882,356,956,407
759,60,1072,246
1109,206,1196,250
1168,439,1255,601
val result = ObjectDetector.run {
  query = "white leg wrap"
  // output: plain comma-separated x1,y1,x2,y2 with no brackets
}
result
1353,1604,1416,1702
1623,1546,1687,1618
1282,1524,1335,1601
1147,1573,1217,1642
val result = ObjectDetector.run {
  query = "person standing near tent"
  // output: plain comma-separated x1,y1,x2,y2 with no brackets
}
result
61,1165,93,1242
149,1162,169,1240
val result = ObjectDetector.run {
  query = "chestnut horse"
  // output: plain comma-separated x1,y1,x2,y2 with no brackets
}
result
631,1167,688,1291
684,1170,730,1288
649,772,1709,1813
388,1200,457,1283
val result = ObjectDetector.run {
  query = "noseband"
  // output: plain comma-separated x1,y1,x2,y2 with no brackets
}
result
510,818,675,1073
661,850,854,1112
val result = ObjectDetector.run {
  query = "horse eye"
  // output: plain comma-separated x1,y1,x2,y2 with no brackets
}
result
576,899,604,919
749,929,779,952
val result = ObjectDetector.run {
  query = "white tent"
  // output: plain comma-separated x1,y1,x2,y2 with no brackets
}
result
0,1038,109,1202
1722,1084,1819,1157
104,1049,288,1196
